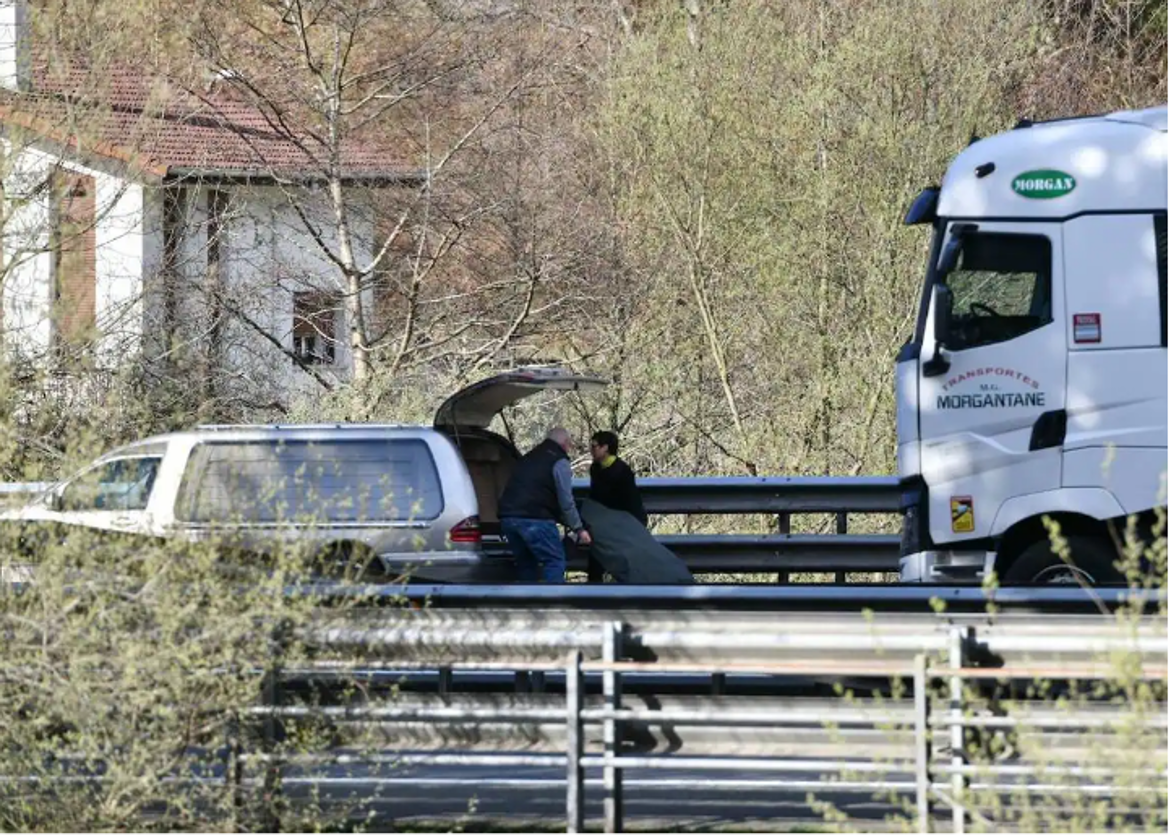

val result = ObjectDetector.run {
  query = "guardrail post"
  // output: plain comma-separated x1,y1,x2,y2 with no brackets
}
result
260,620,290,833
775,512,791,584
603,621,625,833
227,710,243,833
835,512,848,583
948,627,967,835
914,654,931,833
566,648,585,834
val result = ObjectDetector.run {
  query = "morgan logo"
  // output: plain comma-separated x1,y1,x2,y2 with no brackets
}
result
1012,169,1076,199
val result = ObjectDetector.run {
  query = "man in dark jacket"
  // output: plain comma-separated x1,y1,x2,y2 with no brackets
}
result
588,430,648,527
498,427,592,583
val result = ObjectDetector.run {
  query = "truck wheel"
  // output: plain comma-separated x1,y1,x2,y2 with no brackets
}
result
1002,535,1124,586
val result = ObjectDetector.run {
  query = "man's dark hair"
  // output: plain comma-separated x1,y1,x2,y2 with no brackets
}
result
591,430,619,456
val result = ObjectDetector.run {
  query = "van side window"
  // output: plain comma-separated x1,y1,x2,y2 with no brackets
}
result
942,233,1052,350
60,457,162,512
178,439,444,523
1155,213,1167,348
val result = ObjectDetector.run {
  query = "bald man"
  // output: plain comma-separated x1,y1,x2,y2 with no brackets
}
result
497,427,592,583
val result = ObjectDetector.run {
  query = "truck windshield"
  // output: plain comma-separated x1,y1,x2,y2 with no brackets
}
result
938,231,1052,350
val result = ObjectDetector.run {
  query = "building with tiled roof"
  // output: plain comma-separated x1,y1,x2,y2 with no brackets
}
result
0,0,424,403
8,52,420,182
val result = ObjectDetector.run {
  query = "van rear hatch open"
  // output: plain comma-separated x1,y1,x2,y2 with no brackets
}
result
433,367,608,429
433,367,608,543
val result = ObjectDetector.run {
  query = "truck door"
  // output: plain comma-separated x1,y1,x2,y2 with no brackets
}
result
918,221,1066,547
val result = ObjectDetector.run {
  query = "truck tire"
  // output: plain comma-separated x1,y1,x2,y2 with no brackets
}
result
1002,535,1124,586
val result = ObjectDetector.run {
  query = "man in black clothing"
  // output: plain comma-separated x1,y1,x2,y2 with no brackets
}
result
588,430,648,527
498,427,591,583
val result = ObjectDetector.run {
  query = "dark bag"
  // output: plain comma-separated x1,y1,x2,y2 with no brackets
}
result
577,497,693,584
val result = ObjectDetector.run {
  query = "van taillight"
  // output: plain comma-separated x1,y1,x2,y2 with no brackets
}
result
449,515,482,544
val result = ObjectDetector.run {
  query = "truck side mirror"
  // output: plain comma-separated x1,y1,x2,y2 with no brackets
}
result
924,284,952,377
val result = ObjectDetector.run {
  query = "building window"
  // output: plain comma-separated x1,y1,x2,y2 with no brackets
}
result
292,291,338,365
51,170,97,350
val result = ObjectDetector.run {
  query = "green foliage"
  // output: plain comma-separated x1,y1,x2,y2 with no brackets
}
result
0,1,1166,830
0,531,330,830
815,520,1167,833
593,0,1048,480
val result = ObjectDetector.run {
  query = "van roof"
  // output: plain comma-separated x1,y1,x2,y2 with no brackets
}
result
937,104,1167,220
121,424,440,449
194,423,419,431
105,366,611,452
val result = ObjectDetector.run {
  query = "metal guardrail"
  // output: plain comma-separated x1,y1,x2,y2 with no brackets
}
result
570,475,902,581
239,601,1167,833
0,476,904,581
0,482,48,505
4,589,1166,831
0,476,900,513
303,581,1167,614
571,475,902,514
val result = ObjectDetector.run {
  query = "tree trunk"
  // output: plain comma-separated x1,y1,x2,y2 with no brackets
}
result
329,177,370,382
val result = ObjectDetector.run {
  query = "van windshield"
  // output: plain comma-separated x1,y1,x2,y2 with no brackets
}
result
177,439,444,524
60,456,163,512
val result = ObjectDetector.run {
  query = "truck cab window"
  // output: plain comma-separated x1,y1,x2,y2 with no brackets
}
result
60,457,162,512
942,232,1052,350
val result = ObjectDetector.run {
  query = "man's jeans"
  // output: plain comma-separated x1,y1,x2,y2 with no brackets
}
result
500,517,567,583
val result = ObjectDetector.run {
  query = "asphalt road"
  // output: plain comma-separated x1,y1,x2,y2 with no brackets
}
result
270,756,936,832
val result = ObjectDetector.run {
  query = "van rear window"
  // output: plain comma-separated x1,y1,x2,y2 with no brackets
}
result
177,439,444,524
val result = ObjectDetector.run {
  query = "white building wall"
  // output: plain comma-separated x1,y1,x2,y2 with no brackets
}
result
1,145,146,364
93,174,146,364
1,147,376,402
139,185,167,362
223,186,373,397
2,146,53,356
0,0,31,93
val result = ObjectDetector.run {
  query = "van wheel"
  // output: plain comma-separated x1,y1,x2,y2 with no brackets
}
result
1002,535,1124,586
313,542,386,582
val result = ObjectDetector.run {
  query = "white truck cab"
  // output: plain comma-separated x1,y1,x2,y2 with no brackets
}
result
898,105,1167,585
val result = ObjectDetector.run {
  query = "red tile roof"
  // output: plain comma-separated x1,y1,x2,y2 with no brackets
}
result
0,57,420,182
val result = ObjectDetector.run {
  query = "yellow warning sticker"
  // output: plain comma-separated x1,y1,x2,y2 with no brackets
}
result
951,496,974,533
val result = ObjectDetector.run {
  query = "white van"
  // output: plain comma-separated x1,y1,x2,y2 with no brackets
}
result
0,367,606,583
897,105,1167,585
